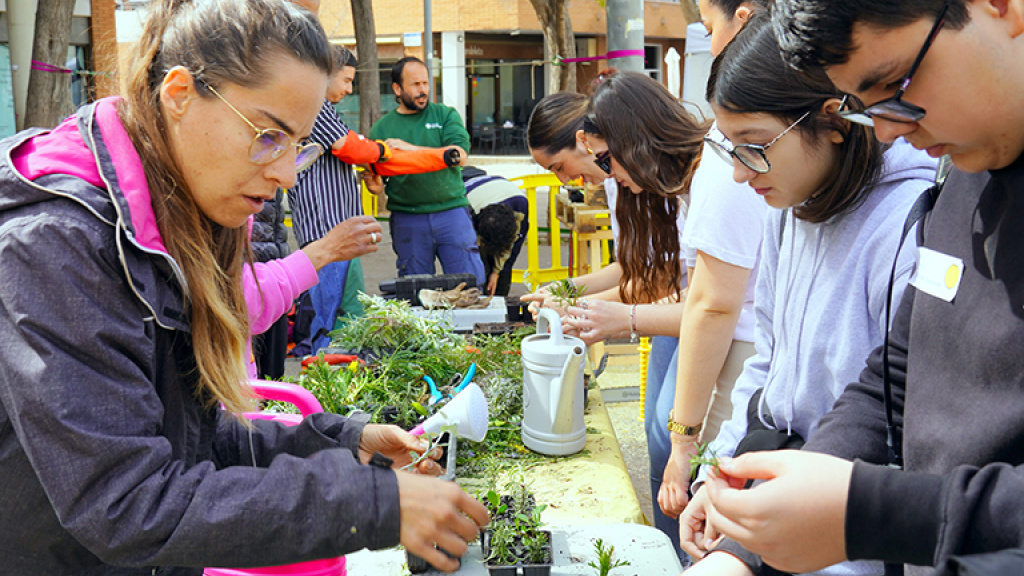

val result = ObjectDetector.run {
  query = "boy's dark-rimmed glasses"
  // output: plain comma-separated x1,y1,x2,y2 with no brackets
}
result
838,2,949,127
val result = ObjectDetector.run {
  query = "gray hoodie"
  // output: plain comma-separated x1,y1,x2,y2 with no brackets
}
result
702,139,937,576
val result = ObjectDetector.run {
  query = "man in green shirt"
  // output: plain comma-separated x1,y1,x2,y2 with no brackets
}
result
367,57,485,286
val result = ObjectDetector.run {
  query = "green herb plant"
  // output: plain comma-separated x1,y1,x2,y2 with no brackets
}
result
587,538,630,576
400,431,447,473
546,278,587,308
688,441,720,480
484,523,516,566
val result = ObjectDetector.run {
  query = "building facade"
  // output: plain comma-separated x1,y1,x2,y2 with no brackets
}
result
321,0,694,146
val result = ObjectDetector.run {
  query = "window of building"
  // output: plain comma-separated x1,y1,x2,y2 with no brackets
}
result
644,44,662,81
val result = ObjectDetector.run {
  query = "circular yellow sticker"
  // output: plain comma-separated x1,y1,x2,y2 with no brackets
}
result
945,264,960,289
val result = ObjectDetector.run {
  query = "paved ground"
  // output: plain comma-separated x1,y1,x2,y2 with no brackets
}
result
284,154,655,525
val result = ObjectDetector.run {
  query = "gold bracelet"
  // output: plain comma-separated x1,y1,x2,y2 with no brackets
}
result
667,409,702,436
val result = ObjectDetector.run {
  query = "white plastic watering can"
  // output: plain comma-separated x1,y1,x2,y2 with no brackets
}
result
520,308,587,455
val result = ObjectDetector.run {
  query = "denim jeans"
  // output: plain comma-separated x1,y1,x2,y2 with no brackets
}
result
309,260,349,355
643,336,686,561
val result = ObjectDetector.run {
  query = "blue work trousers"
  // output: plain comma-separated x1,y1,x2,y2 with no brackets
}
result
389,207,485,287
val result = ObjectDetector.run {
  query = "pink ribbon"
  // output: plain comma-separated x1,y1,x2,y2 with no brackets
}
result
559,49,646,64
31,60,72,74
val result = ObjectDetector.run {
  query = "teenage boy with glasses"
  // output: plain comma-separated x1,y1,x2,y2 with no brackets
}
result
689,2,1024,575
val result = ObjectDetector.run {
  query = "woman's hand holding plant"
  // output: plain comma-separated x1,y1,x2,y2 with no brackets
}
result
358,423,442,476
658,437,702,518
563,299,629,346
302,215,382,270
395,472,490,573
679,483,723,559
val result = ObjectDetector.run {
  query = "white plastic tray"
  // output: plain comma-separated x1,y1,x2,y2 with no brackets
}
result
344,523,683,576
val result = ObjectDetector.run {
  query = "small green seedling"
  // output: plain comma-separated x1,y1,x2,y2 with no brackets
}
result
587,538,630,576
688,441,720,480
401,432,447,473
547,278,588,307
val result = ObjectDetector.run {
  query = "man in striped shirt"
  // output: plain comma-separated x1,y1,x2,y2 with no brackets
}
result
288,46,372,355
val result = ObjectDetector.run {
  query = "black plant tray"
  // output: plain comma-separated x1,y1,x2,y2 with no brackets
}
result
481,529,553,576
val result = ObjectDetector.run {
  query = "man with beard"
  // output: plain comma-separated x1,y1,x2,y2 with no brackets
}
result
367,57,485,286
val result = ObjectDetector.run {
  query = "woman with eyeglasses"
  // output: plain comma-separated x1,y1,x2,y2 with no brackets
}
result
0,1,488,574
678,14,935,576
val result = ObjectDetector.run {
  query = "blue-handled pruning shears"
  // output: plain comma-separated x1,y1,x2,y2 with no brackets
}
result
425,363,477,407
453,362,477,394
423,375,445,406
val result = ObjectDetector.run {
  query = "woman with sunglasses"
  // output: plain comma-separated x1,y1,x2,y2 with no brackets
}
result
523,72,715,558
0,1,488,574
679,14,936,576
522,80,702,338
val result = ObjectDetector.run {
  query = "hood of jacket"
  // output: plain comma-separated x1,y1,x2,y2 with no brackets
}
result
0,96,189,332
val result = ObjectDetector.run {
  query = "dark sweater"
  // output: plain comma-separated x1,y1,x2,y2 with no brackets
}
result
806,153,1024,574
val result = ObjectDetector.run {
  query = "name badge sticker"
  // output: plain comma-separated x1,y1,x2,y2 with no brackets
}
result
910,247,964,302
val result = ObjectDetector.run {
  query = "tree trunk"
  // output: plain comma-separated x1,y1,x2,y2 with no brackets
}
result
24,0,75,129
350,0,382,134
529,0,576,94
679,0,701,24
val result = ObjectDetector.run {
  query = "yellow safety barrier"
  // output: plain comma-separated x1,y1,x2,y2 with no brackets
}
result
638,336,651,421
361,180,379,217
508,173,572,289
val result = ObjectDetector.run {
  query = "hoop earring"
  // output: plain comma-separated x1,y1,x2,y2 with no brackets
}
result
587,147,594,155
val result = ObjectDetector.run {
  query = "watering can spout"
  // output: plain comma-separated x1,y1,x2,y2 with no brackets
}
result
551,344,585,434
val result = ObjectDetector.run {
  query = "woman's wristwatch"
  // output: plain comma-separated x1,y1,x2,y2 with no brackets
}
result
667,409,702,437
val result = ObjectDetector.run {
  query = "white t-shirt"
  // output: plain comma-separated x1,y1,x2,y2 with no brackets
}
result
682,125,767,342
605,178,689,291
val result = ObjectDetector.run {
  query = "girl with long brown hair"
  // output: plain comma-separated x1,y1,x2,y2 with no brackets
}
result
522,70,708,556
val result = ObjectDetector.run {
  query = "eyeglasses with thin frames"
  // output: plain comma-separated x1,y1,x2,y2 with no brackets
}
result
705,109,812,174
203,82,323,172
838,2,949,127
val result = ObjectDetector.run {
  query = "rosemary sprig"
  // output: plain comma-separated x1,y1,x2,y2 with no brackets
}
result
547,278,587,307
688,441,720,480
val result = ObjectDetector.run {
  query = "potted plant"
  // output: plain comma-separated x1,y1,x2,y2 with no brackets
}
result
480,482,552,576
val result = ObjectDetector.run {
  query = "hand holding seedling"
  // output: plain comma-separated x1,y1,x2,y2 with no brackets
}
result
520,278,586,320
563,299,628,346
358,424,442,476
704,450,851,574
395,473,490,573
657,439,702,518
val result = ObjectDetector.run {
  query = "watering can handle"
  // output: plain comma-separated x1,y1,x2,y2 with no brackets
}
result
535,307,564,344
249,380,324,417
